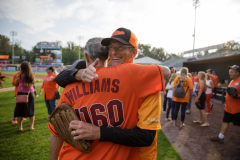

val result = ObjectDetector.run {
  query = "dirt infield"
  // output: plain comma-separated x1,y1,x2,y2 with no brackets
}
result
161,94,240,160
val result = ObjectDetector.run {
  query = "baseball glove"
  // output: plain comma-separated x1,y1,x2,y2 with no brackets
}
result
53,90,61,99
49,103,91,153
227,87,238,99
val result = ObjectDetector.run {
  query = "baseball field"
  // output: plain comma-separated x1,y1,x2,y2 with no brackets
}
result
0,72,181,160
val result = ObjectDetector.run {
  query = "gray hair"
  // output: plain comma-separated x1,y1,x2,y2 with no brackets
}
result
84,37,108,61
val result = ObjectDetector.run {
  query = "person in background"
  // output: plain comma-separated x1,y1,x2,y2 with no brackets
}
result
186,73,194,114
193,71,209,127
212,70,219,103
205,73,214,114
172,67,194,128
193,72,199,95
33,73,38,97
14,62,35,131
165,73,177,122
206,69,216,109
163,66,175,114
40,66,59,120
11,65,26,123
210,65,240,143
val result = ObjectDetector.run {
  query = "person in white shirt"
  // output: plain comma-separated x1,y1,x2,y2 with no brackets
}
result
165,73,178,122
205,73,214,114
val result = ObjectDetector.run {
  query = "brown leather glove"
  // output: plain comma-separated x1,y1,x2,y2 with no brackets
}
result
49,103,91,153
53,90,61,100
227,87,238,99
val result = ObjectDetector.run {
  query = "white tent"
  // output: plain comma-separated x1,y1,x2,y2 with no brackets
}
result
133,56,162,65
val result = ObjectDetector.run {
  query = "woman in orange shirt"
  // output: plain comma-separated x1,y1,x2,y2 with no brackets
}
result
40,66,59,119
172,67,194,128
193,71,209,127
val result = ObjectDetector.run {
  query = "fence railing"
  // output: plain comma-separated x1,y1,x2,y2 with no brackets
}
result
214,87,227,104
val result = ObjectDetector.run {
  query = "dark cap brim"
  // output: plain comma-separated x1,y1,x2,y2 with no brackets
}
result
101,37,130,46
229,66,240,72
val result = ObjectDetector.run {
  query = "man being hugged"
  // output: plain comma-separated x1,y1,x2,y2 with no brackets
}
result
50,28,170,160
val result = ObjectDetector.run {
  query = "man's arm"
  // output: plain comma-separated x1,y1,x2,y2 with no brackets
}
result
55,59,99,87
69,120,156,147
100,126,156,147
39,83,44,95
54,69,79,88
50,134,63,160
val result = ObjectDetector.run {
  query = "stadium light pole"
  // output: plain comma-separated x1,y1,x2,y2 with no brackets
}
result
10,31,17,64
192,0,199,57
77,36,83,59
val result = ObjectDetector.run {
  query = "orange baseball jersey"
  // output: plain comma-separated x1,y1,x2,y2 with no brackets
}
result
225,78,240,114
172,76,194,103
12,72,19,96
48,63,164,160
43,74,58,100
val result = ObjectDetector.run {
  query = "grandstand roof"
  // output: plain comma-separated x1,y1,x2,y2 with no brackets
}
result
133,56,162,65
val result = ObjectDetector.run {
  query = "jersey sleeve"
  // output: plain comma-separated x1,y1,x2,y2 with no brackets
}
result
130,64,165,99
137,91,161,130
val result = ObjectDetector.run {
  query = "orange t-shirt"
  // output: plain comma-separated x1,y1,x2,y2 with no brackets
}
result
48,63,165,160
209,74,216,85
213,75,219,87
191,76,194,82
172,76,194,103
12,72,19,96
43,74,58,100
193,76,199,83
225,78,240,114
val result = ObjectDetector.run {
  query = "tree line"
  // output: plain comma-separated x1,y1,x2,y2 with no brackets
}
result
2,34,238,65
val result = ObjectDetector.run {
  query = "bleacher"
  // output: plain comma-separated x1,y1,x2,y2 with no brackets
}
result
161,50,240,70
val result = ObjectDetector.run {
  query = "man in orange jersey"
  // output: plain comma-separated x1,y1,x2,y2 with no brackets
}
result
210,65,240,143
50,29,170,160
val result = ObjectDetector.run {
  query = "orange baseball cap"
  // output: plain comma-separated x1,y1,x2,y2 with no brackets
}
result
101,27,138,48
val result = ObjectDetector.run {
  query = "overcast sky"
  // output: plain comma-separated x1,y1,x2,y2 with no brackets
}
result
0,0,240,54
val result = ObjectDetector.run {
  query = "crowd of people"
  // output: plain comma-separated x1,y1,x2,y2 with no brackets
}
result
163,66,222,127
163,64,240,144
6,27,240,160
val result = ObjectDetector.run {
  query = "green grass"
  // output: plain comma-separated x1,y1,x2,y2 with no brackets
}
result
0,88,181,160
157,130,182,160
2,71,47,76
0,86,53,160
